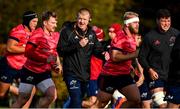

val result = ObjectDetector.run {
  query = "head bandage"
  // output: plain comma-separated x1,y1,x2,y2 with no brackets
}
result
124,17,139,24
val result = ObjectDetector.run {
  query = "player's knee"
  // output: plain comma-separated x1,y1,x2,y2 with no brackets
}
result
21,93,31,101
0,93,6,99
0,87,10,99
152,91,167,106
129,96,141,107
46,88,57,102
133,97,141,104
16,93,32,106
47,93,57,102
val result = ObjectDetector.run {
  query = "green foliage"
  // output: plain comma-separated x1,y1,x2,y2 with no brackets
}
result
1,0,180,41
1,1,179,107
0,1,151,106
0,0,128,42
52,74,69,100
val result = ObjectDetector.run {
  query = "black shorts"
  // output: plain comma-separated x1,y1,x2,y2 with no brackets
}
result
138,80,152,100
98,74,135,94
20,67,52,85
165,84,180,104
0,57,21,83
148,79,166,90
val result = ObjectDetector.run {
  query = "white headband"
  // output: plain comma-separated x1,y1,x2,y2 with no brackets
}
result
124,17,139,24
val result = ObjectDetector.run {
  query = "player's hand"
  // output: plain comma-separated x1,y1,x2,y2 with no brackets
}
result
52,64,62,75
135,34,142,47
47,53,57,64
148,68,159,80
79,37,89,47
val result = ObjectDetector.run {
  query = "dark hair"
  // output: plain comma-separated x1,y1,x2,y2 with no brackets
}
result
42,11,57,21
23,11,38,30
156,9,171,19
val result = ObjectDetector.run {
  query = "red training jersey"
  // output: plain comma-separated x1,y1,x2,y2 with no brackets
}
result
24,28,60,73
90,55,103,80
6,24,31,70
102,30,136,75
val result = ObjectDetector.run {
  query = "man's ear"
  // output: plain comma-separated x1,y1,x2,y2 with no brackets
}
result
89,18,92,22
43,21,47,26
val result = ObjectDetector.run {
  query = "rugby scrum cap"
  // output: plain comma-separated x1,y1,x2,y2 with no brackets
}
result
23,11,38,27
109,23,122,33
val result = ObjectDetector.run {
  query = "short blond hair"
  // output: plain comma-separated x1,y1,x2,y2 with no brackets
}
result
123,11,139,20
77,8,92,20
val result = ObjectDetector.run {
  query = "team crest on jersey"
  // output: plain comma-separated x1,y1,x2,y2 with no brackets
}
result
169,36,176,46
88,34,94,45
88,35,93,39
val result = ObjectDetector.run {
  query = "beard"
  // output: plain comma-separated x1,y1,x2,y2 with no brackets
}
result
129,25,139,34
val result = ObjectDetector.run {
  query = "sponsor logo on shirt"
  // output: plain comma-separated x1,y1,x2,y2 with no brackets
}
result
88,35,94,45
169,36,176,46
153,40,160,46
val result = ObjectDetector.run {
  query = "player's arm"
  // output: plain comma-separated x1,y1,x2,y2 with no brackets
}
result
111,48,139,62
25,42,50,63
6,38,25,53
